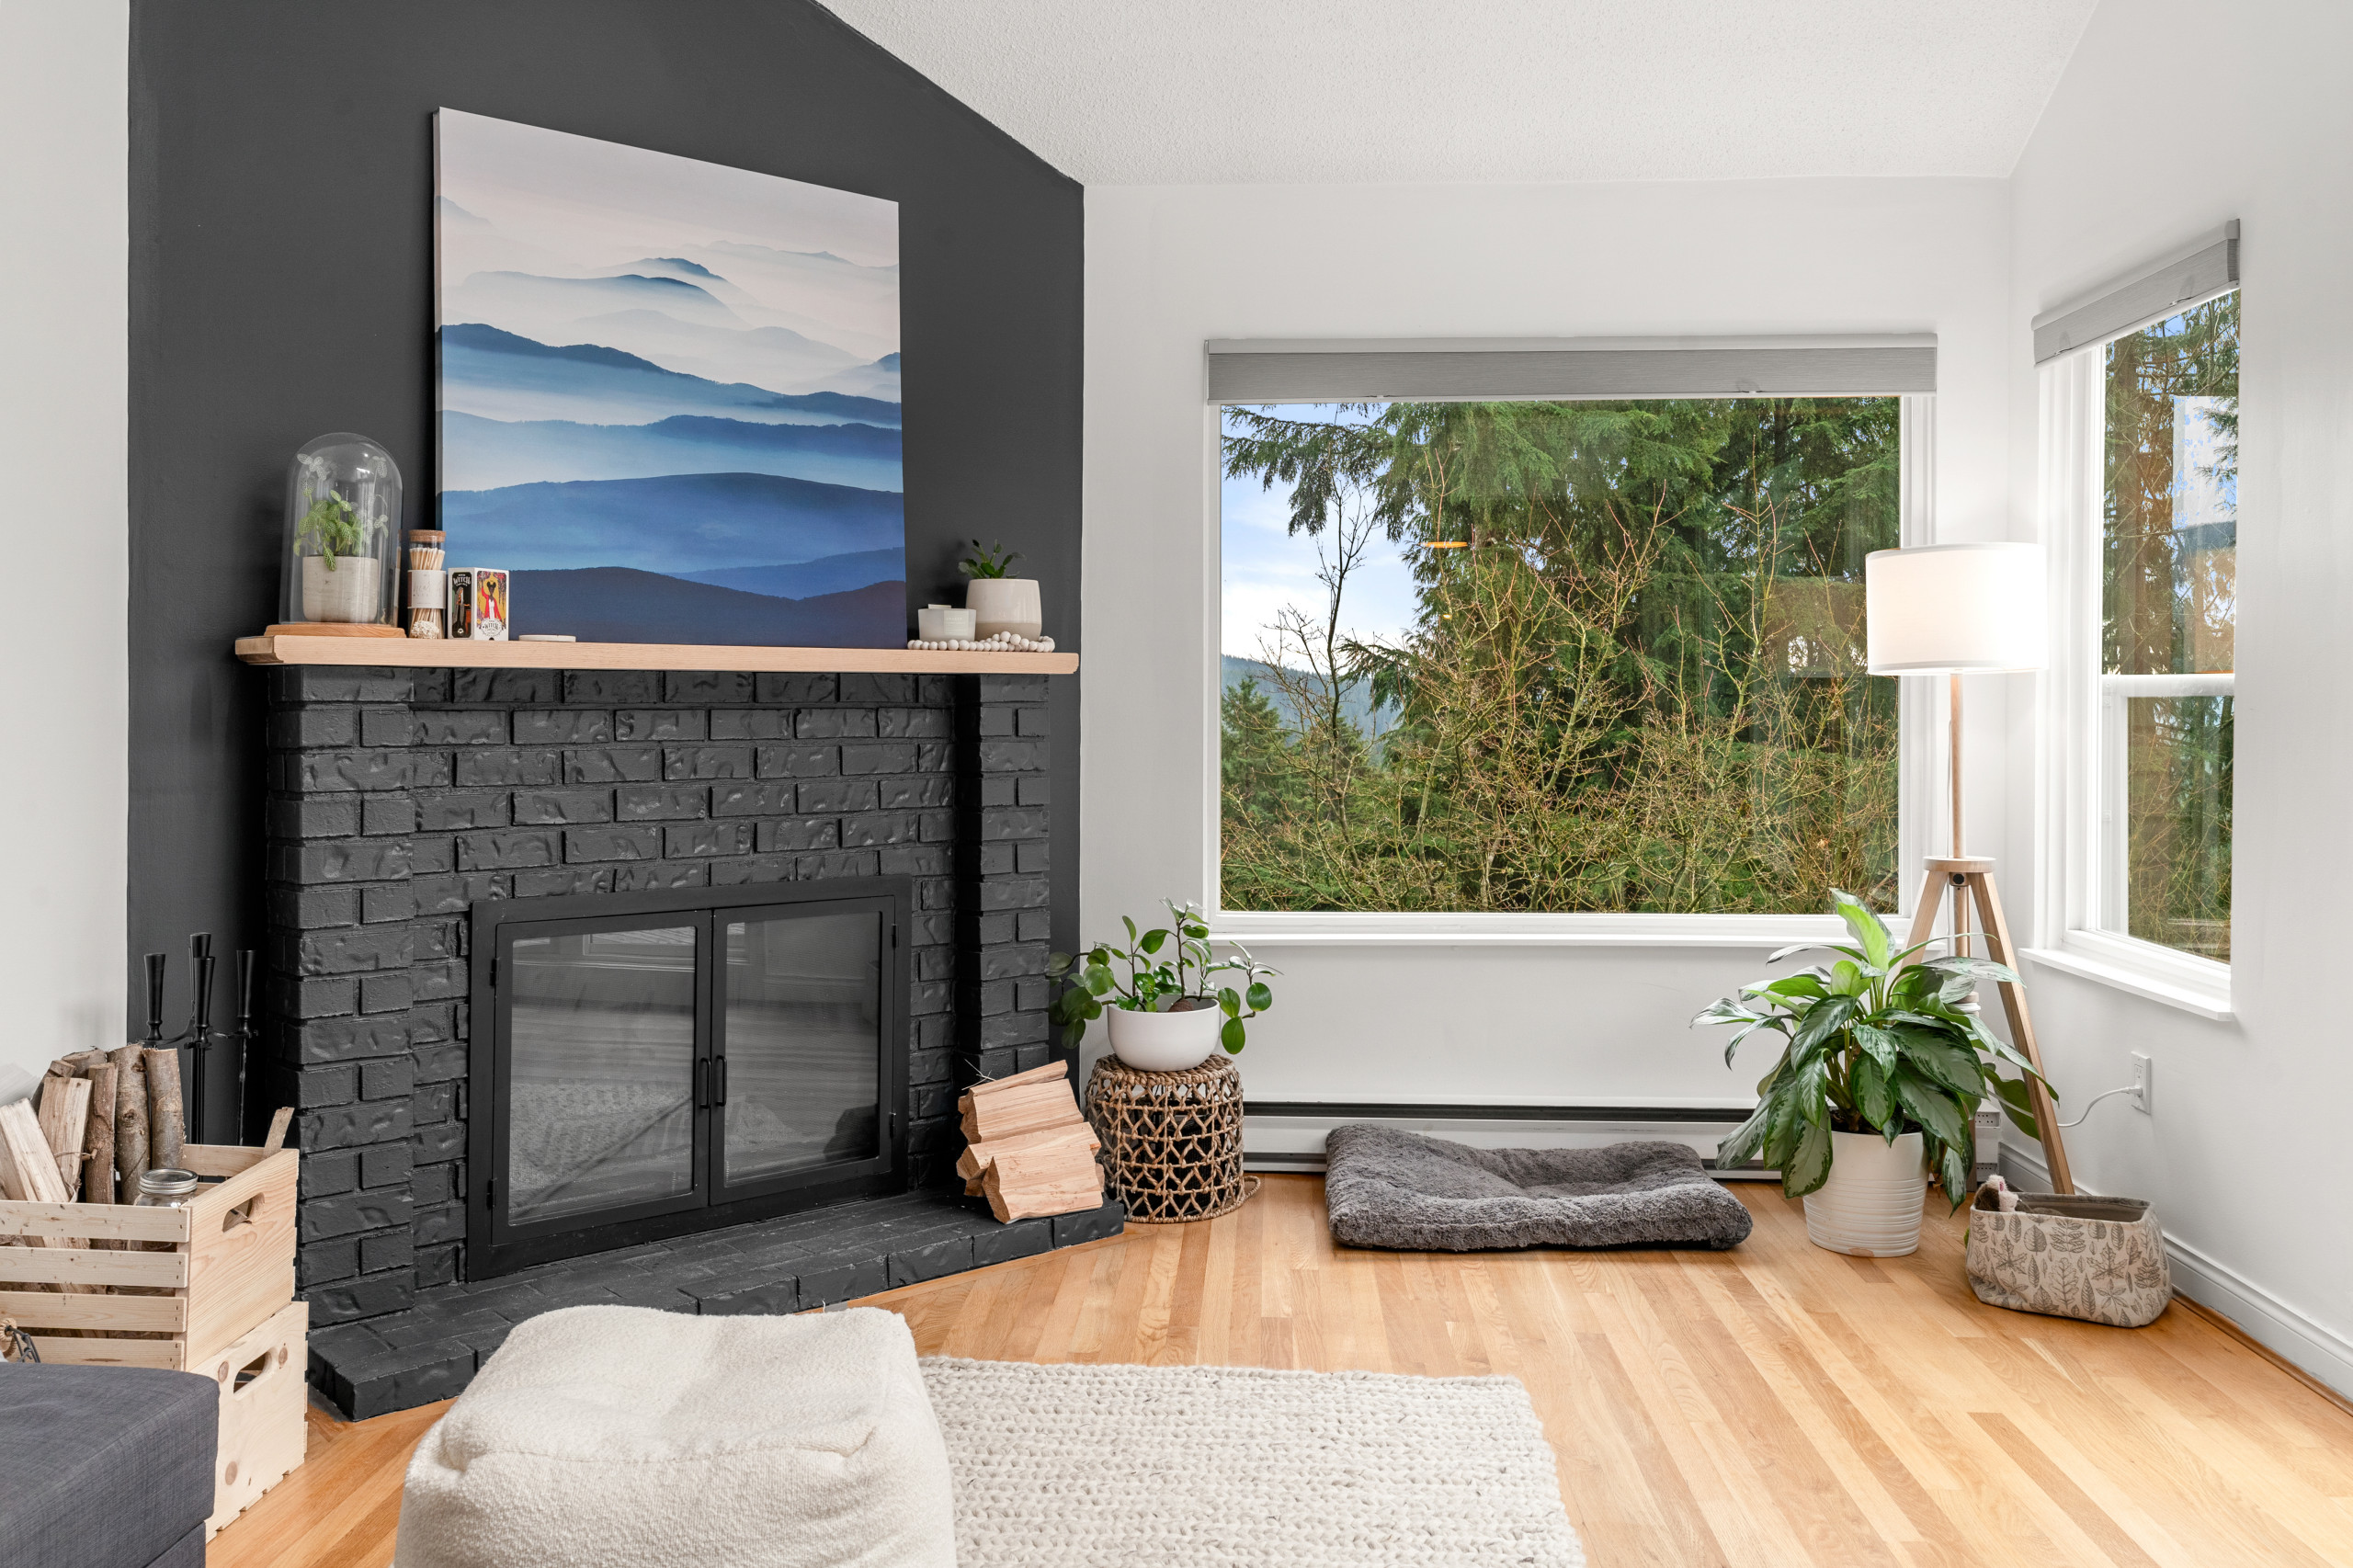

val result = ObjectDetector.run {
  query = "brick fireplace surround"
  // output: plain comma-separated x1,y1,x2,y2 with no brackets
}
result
257,663,1115,1417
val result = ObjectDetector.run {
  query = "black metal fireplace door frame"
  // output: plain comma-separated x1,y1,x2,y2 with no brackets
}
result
466,876,912,1279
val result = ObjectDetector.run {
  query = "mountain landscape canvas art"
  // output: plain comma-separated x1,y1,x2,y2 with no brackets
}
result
435,108,904,646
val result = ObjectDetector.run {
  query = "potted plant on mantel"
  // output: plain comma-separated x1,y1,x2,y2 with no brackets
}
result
1689,890,2052,1257
1048,901,1279,1072
961,540,1042,640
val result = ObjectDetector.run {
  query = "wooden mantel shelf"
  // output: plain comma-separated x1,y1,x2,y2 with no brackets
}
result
234,633,1077,675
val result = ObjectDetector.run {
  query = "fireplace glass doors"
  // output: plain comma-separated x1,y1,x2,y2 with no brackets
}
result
506,924,699,1227
469,880,910,1278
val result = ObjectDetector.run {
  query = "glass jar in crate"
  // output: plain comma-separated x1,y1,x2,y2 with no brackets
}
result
278,433,402,630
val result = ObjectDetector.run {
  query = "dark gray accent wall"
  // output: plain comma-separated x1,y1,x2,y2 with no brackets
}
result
127,0,1083,1132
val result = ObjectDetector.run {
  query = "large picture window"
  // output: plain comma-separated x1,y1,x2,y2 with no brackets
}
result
1217,395,1905,915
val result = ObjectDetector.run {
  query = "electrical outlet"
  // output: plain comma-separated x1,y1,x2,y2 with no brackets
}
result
2131,1051,2153,1114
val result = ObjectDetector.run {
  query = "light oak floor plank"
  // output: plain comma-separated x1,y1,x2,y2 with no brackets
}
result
208,1177,2353,1568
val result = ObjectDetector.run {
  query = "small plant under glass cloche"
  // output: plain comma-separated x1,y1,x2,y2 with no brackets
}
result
277,433,402,632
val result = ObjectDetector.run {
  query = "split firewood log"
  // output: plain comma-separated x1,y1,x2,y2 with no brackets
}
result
77,1063,116,1209
35,1076,90,1200
0,1098,97,1294
106,1045,149,1204
143,1048,186,1173
956,1120,1101,1183
963,1078,1086,1143
981,1136,1103,1222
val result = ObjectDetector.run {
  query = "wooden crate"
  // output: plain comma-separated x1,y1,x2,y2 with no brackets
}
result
204,1299,310,1538
0,1142,297,1369
0,1142,306,1534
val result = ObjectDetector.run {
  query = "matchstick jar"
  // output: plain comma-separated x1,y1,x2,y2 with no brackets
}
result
405,529,447,638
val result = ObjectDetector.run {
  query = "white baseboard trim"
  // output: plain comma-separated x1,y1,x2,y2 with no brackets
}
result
1998,1142,2353,1399
1245,1110,1743,1171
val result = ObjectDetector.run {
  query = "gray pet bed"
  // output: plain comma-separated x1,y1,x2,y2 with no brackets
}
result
1324,1125,1753,1251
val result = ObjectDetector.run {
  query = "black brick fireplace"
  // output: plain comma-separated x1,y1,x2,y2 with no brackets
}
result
258,663,1110,1415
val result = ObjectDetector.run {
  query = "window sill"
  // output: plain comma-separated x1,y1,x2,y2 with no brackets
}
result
1207,912,1867,949
2020,941,2234,1022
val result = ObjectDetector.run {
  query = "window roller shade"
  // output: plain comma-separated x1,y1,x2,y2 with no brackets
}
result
2032,222,2239,363
1205,336,1937,404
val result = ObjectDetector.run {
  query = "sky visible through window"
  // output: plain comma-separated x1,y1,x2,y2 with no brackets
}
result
1221,404,1415,661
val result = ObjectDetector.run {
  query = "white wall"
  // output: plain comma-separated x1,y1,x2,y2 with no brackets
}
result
0,2,129,1100
2000,0,2353,1389
1083,178,2014,1118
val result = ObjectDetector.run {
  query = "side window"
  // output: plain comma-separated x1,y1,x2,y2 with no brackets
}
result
2097,294,2237,960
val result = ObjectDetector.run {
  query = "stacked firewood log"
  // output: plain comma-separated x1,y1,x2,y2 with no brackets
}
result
954,1062,1103,1222
0,1048,202,1210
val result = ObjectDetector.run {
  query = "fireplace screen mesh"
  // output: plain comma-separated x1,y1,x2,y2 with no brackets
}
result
506,926,699,1226
722,911,882,1183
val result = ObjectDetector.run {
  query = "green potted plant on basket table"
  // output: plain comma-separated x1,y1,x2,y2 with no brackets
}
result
1048,900,1279,1073
1689,889,2052,1258
960,540,1042,641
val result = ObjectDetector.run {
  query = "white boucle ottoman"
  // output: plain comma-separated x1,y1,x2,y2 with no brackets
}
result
393,1304,957,1568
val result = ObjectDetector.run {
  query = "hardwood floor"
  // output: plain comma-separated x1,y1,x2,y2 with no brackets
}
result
210,1175,2353,1568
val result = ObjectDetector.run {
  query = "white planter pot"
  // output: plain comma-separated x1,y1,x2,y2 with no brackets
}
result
965,577,1042,640
301,555,382,624
1802,1131,1927,1257
1106,1005,1222,1072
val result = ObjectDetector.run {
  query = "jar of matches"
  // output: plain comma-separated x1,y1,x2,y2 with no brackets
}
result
406,529,447,638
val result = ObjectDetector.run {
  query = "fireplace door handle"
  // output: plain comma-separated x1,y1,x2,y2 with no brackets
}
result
714,1056,728,1106
694,1058,709,1109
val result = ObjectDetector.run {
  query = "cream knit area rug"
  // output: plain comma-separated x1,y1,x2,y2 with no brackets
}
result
920,1358,1584,1567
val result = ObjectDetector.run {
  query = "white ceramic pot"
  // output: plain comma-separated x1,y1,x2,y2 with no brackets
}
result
917,604,976,641
1106,1004,1222,1072
301,555,382,623
965,577,1042,640
1802,1131,1928,1257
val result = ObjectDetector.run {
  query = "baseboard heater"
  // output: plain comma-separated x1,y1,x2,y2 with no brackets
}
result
1242,1101,1779,1181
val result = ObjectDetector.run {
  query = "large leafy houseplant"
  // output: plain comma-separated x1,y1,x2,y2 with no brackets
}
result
1048,900,1279,1053
1692,890,2052,1206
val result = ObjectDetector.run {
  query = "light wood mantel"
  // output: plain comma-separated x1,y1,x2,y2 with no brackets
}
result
233,633,1077,675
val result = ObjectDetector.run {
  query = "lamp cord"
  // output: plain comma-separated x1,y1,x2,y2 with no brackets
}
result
2053,1084,2137,1130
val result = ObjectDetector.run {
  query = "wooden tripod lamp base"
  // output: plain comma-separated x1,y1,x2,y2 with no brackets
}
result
1901,858,2074,1195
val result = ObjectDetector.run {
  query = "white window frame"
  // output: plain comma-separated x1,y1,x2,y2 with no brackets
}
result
2027,331,2234,1019
1201,384,1940,949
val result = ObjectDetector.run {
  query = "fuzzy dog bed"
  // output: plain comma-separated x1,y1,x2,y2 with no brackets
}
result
1324,1126,1754,1251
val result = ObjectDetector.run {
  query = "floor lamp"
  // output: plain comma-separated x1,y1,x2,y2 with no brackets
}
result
1864,542,2074,1194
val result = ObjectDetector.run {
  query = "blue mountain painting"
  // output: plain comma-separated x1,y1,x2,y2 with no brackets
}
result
509,570,905,647
435,108,904,647
438,473,903,574
677,550,907,600
440,409,903,494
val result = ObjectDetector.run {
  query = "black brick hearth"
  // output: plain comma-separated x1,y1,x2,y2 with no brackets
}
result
259,664,1086,1411
309,1188,1125,1419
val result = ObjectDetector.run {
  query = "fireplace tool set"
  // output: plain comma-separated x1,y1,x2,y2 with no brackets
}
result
142,934,257,1145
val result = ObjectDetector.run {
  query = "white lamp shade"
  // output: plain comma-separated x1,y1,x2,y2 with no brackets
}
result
1864,542,2047,674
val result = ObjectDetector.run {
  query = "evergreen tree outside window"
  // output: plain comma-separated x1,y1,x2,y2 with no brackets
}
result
2097,294,2237,960
1218,397,1904,915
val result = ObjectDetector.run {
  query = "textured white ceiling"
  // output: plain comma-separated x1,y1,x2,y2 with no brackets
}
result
818,0,2099,185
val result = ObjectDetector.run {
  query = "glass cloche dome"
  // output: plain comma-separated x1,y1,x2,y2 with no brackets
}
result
278,433,402,628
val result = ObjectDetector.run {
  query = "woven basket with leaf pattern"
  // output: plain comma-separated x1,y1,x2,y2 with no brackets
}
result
1965,1188,2171,1328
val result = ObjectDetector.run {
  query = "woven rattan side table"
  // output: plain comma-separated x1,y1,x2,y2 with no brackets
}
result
1084,1055,1254,1224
